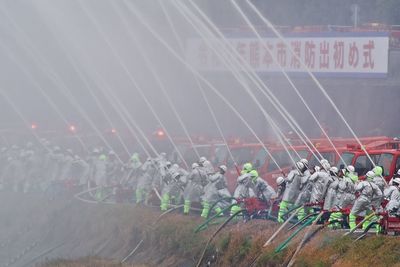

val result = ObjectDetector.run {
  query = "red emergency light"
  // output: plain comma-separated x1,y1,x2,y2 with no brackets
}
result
111,128,117,134
156,130,165,137
31,123,37,130
69,125,76,133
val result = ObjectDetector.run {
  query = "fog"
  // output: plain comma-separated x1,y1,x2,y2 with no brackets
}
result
1,1,400,265
0,0,398,152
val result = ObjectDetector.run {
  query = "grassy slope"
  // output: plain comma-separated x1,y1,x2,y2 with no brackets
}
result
2,194,400,267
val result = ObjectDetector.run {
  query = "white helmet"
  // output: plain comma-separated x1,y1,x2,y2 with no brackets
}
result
366,171,375,179
300,158,309,167
172,163,179,169
295,161,305,171
199,156,207,164
276,176,285,186
329,166,339,176
346,165,355,173
397,169,400,176
321,161,331,171
320,159,329,165
219,165,227,173
314,166,321,172
392,177,400,186
192,162,199,169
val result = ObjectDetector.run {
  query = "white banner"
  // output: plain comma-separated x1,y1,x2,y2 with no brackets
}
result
186,34,389,77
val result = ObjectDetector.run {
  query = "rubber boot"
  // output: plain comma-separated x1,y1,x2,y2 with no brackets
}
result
95,188,103,201
362,212,379,232
183,200,191,214
230,205,241,216
278,200,290,223
297,207,306,221
201,202,210,218
349,213,357,230
214,207,223,216
135,189,143,204
160,194,170,211
328,212,342,229
375,221,382,234
362,211,373,230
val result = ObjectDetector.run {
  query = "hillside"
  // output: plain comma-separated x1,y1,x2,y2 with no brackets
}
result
1,193,400,267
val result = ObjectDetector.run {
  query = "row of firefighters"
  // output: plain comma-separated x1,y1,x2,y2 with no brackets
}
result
1,141,400,231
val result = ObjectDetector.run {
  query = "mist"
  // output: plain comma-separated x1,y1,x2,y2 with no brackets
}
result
0,0,399,265
0,0,396,153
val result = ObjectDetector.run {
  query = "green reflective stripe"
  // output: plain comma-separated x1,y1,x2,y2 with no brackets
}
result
328,212,343,228
135,189,143,203
297,207,306,221
184,200,191,214
214,207,222,214
349,213,357,230
230,205,241,216
201,202,210,218
278,200,291,223
160,194,170,211
362,211,378,230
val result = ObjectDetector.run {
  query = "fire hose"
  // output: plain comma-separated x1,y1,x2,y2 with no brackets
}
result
286,211,326,267
195,209,245,267
275,215,316,253
195,203,237,233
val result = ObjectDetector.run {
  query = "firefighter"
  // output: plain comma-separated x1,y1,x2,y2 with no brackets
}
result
278,161,304,223
329,167,357,228
249,170,277,202
241,162,253,175
106,151,121,185
46,146,64,196
183,162,208,214
198,156,207,167
200,165,231,218
151,159,169,193
170,163,189,204
202,160,215,175
2,156,23,192
371,166,386,212
156,152,168,167
233,172,253,199
21,149,36,193
156,161,172,194
294,159,312,220
59,149,74,182
94,154,107,200
136,158,157,204
160,171,187,211
159,161,174,210
349,171,383,231
71,155,90,189
384,177,400,215
309,160,332,207
275,176,286,200
343,165,358,183
88,148,100,185
230,172,253,216
324,167,340,211
123,153,143,188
